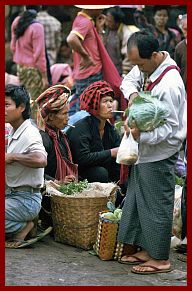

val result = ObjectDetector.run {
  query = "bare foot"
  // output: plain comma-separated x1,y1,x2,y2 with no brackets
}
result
132,259,171,273
121,250,151,263
14,221,34,241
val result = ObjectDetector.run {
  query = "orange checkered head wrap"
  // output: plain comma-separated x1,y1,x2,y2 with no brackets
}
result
80,80,114,116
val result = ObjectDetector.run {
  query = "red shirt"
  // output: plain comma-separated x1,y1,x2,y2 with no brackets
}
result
71,12,102,80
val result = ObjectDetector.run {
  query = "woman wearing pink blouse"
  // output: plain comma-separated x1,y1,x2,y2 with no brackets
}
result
10,8,48,121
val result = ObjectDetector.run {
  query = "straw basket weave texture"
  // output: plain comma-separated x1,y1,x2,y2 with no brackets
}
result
51,195,109,250
94,212,138,260
46,181,118,250
94,212,119,260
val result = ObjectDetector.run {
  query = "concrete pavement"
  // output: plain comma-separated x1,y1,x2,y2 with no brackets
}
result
5,235,187,286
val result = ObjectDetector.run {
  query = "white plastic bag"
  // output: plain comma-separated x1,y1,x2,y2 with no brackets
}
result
116,132,138,165
172,185,183,239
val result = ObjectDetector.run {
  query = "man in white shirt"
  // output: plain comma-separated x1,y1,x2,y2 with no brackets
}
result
5,84,47,248
118,30,187,274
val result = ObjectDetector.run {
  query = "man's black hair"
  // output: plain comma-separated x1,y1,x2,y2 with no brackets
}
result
153,5,170,16
127,30,160,59
5,84,31,120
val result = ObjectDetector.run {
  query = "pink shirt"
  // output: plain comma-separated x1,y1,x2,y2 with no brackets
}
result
10,16,47,73
71,13,102,80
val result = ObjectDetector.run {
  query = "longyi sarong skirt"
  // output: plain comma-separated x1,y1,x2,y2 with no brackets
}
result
117,154,178,260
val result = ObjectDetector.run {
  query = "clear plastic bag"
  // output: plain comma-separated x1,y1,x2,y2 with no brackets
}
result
116,132,138,165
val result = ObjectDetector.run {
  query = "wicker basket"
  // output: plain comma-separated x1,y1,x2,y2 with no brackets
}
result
51,195,110,250
94,212,138,260
94,212,119,260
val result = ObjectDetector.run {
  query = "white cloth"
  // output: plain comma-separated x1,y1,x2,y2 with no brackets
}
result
6,119,47,188
120,52,187,163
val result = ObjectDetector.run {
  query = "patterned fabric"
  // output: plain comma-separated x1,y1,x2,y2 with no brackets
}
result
45,124,78,181
117,153,178,260
17,65,43,100
17,64,44,122
37,11,61,65
80,80,114,116
36,84,71,120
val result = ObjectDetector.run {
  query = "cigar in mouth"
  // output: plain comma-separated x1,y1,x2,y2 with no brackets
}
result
112,110,125,113
67,124,75,128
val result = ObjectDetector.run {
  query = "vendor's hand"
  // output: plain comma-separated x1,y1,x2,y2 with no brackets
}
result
130,121,140,141
128,92,138,107
5,153,14,164
96,14,106,33
111,147,119,158
124,117,130,136
63,175,77,184
54,175,76,185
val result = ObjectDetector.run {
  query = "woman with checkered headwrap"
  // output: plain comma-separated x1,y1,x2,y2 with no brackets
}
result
67,80,126,205
36,84,78,228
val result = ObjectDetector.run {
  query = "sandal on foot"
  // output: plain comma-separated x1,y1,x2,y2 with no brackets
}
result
5,237,38,249
131,264,173,275
36,226,53,240
119,255,147,265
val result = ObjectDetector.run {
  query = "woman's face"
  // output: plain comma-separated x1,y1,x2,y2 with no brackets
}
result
154,9,168,27
98,95,114,120
48,104,69,130
106,13,118,30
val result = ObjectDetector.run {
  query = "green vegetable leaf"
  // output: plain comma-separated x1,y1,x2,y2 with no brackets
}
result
59,179,89,195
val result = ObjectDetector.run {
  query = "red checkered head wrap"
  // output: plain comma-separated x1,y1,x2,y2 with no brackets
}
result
36,84,71,119
80,80,114,115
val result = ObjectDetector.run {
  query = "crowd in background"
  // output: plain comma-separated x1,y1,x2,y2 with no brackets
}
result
5,4,187,269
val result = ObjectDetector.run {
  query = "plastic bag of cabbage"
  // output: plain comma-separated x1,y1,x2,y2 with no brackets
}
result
126,91,170,132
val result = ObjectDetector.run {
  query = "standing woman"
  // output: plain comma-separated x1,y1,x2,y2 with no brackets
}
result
10,8,49,121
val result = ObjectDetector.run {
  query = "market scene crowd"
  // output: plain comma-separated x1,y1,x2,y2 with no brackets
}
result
5,4,187,276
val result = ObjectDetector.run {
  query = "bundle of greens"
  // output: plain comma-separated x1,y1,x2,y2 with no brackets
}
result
59,179,89,195
126,91,170,132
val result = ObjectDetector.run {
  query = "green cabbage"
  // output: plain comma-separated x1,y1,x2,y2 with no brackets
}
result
127,91,170,132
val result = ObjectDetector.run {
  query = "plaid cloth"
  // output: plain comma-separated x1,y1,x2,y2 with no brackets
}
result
37,11,61,51
36,84,71,119
80,80,114,116
118,153,178,260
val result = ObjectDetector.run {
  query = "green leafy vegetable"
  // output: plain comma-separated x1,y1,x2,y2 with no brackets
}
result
59,179,89,195
127,91,170,131
175,175,185,187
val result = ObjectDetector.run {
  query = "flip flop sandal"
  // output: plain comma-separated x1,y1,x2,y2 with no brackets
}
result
36,226,53,241
131,264,173,275
119,255,147,265
5,237,39,249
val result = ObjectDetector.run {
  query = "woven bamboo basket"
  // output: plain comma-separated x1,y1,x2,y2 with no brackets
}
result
94,212,119,260
51,195,111,250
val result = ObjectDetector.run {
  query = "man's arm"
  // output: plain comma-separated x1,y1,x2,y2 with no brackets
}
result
5,152,47,168
67,32,95,69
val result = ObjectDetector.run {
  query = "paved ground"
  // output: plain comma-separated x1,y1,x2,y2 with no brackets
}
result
5,235,187,286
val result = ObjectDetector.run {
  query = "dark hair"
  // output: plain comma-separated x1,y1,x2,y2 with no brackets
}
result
127,30,160,59
153,5,170,16
106,6,125,24
15,9,37,39
5,84,31,119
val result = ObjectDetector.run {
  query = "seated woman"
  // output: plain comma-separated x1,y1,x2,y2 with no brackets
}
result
67,80,125,205
36,84,78,228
